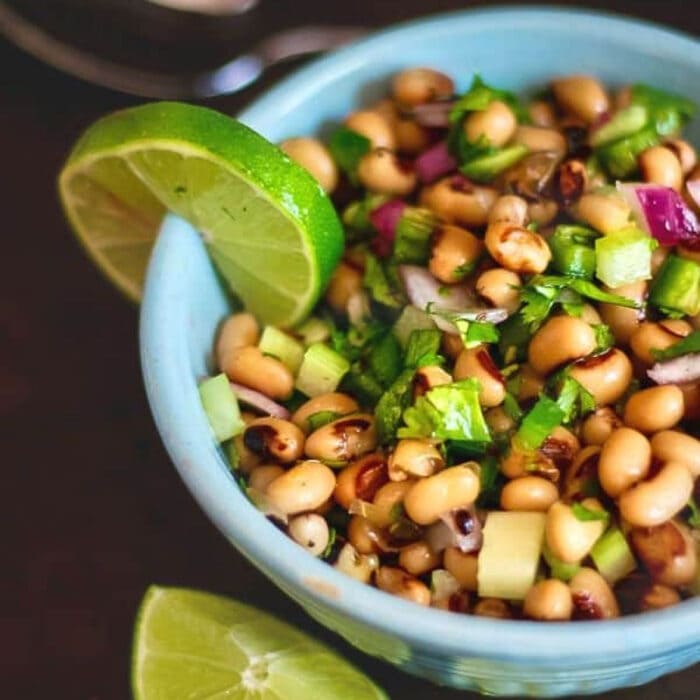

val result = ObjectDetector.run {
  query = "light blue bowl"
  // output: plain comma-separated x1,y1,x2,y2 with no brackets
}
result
140,7,700,696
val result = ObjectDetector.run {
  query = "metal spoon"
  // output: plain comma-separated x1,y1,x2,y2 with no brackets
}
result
0,3,366,98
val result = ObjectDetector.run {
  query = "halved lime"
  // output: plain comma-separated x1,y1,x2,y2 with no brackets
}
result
132,586,387,700
58,102,343,327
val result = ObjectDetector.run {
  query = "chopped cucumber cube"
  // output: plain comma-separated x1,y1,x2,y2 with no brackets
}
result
295,317,331,346
392,305,436,347
198,373,244,442
650,254,700,316
590,528,637,584
595,226,655,288
259,325,304,373
478,511,547,600
296,343,350,397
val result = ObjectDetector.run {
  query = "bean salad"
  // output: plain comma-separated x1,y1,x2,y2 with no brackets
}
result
201,68,700,621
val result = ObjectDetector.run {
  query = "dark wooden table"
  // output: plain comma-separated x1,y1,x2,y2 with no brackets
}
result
4,1,699,698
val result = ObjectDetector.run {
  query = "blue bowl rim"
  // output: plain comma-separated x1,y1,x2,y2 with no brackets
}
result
141,6,700,666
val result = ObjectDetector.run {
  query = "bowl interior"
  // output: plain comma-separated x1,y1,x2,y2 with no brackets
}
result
140,5,700,677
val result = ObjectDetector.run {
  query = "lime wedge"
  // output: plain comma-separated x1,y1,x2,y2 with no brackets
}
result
58,102,343,327
132,586,387,700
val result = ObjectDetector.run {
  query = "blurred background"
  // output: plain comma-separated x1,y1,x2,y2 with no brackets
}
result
2,1,698,698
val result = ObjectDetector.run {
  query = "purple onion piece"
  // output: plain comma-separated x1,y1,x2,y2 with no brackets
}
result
617,182,700,246
648,353,700,385
369,199,406,257
230,382,290,419
415,141,458,184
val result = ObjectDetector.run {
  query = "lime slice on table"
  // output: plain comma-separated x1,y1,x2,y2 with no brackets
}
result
58,102,343,327
132,586,387,700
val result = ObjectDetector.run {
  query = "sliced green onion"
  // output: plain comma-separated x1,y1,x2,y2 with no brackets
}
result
393,207,439,265
595,226,656,288
653,330,700,361
258,326,304,373
630,83,696,136
198,373,245,443
514,395,564,451
543,544,581,582
596,126,658,178
650,254,700,316
589,104,648,147
571,501,609,522
460,144,529,183
549,225,598,279
307,410,342,432
295,343,350,397
590,528,637,584
342,194,389,233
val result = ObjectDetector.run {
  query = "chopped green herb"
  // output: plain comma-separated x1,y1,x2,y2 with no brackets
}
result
392,305,436,347
374,369,416,444
555,374,596,423
307,410,342,432
503,392,524,422
514,395,564,451
404,329,443,369
652,330,700,361
589,104,648,148
392,207,438,265
476,456,504,509
460,144,529,183
571,501,610,522
398,379,491,444
321,527,338,560
596,126,659,178
341,363,384,407
342,194,389,234
328,126,371,178
363,253,403,309
368,331,403,387
686,498,700,528
630,83,696,136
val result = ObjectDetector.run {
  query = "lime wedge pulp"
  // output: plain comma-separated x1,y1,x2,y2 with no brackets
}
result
132,586,387,700
58,102,344,327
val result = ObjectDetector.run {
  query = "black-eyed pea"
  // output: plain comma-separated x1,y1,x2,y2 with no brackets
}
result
575,192,631,234
441,332,466,361
598,427,651,497
334,453,388,510
581,407,623,446
224,346,294,400
347,515,383,555
392,67,454,106
215,313,260,370
523,579,573,621
231,412,263,474
528,316,597,376
403,464,480,525
428,225,484,283
528,198,559,227
624,386,685,433
484,221,551,274
629,320,692,365
488,194,529,226
651,431,700,478
598,280,646,345
619,461,693,527
375,566,431,606
512,125,566,155
500,476,559,512
679,380,700,420
545,499,607,564
357,148,416,196
443,547,479,591
639,145,683,191
287,513,330,557
664,138,697,175
516,363,546,402
553,159,588,206
639,583,682,611
579,304,602,325
464,100,517,147
305,414,377,462
243,417,305,463
419,176,498,227
485,406,516,434
291,392,359,434
371,480,415,529
334,542,379,583
562,446,601,501
279,137,338,193
454,346,506,407
629,520,697,586
248,464,285,493
433,589,471,613
615,85,632,110
413,365,452,398
266,460,336,516
473,598,512,619
395,119,432,154
568,348,633,406
344,110,396,150
388,439,444,481
551,75,609,124
398,541,442,576
528,100,557,128
475,268,521,314
569,567,620,619
325,262,363,314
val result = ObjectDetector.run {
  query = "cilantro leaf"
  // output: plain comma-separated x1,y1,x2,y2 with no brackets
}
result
328,126,371,177
555,374,596,424
375,369,417,444
515,395,564,451
363,253,403,309
652,330,700,361
404,329,442,369
686,498,700,528
307,410,342,432
571,502,610,522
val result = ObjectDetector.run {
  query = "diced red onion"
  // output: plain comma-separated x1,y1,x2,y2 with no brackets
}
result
369,199,406,257
617,182,700,246
411,100,455,128
687,180,700,209
230,382,290,418
648,353,700,385
415,141,458,184
426,507,483,554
